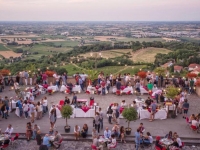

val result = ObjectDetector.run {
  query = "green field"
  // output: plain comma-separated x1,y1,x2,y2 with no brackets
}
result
0,44,9,51
116,38,164,42
42,41,79,47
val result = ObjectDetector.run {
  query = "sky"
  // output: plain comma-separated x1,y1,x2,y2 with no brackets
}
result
0,0,200,21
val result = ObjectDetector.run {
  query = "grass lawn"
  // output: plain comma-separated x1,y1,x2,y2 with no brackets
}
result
116,38,165,42
131,47,171,63
0,44,9,51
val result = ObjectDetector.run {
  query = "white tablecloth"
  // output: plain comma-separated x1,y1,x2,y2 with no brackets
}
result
122,86,133,94
9,100,17,110
134,99,145,107
139,108,167,120
74,108,95,117
140,87,149,95
60,85,67,92
87,85,95,94
47,85,59,92
72,85,81,93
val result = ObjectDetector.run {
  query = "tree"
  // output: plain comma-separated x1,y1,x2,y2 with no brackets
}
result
122,107,137,131
154,67,166,76
61,105,73,128
165,85,179,99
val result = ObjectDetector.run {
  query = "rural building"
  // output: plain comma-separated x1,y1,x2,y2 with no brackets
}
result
174,65,183,73
161,61,173,68
188,63,200,71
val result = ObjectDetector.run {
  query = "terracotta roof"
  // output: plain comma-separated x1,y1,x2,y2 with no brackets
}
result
174,65,183,71
188,63,200,68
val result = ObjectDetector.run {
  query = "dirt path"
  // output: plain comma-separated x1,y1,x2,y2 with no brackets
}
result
114,66,129,75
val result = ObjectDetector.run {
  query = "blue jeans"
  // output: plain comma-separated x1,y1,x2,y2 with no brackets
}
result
19,108,23,117
135,143,140,150
100,119,103,129
43,106,47,113
2,111,7,119
24,111,29,118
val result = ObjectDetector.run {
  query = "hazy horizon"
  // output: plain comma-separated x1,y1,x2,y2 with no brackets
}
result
0,0,200,21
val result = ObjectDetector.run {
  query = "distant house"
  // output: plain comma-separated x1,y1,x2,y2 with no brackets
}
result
188,63,200,71
161,61,173,68
174,65,183,73
191,68,200,75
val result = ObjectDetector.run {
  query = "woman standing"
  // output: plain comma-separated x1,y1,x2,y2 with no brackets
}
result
94,112,100,133
26,122,33,141
49,109,56,129
120,126,126,143
36,102,42,120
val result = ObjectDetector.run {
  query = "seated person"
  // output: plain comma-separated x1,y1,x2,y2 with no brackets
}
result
138,123,145,133
131,101,138,110
145,97,152,107
196,113,200,120
141,132,153,145
165,131,173,139
49,127,54,135
104,127,111,139
172,132,177,141
64,96,70,105
4,124,13,137
0,134,10,146
155,136,166,150
53,131,62,148
42,134,51,148
107,134,117,150
191,117,199,129
121,100,127,108
81,124,88,138
112,124,119,137
189,114,195,123
77,102,82,108
92,135,103,150
171,135,182,148
92,128,99,139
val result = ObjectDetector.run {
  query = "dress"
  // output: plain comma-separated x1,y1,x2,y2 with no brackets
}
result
50,113,56,123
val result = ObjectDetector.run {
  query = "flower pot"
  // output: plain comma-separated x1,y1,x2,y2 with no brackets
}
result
125,127,132,135
64,126,70,133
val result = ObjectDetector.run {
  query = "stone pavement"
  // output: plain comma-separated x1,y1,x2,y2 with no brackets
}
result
4,140,200,150
0,86,200,138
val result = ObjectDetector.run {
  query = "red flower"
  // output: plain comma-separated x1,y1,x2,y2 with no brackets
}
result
138,71,147,79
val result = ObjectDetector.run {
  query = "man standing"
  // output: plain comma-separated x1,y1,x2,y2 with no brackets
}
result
99,108,104,130
78,77,84,92
182,99,189,119
149,101,157,122
24,71,29,86
42,72,48,84
189,78,194,94
116,79,121,90
71,93,77,108
135,129,141,150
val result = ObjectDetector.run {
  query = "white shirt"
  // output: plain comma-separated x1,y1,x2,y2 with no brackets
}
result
192,120,198,127
148,136,153,143
74,126,80,133
176,138,182,147
23,103,29,112
43,99,48,106
5,127,13,135
14,82,19,89
121,102,127,107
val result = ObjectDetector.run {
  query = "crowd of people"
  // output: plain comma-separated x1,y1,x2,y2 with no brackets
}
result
0,70,199,149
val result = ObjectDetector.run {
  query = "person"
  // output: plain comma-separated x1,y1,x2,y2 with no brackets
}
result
115,103,120,124
149,101,157,122
49,108,56,129
26,122,32,141
111,103,117,123
92,128,99,139
79,76,84,91
92,135,103,150
178,95,184,114
29,102,36,123
23,100,29,119
104,127,111,139
17,99,23,118
81,124,88,138
171,135,182,149
74,125,80,140
3,96,9,117
49,127,54,135
33,124,40,140
99,107,104,130
94,112,100,133
172,132,177,140
112,124,119,138
160,93,165,107
14,80,20,96
141,132,153,145
36,130,42,146
1,102,7,119
71,93,77,107
5,124,13,137
107,134,116,150
135,129,141,150
53,131,62,148
182,99,189,119
42,97,48,114
120,126,126,143
145,97,152,107
107,106,113,124
116,79,121,90
121,100,127,108
191,117,199,130
165,131,173,139
138,123,145,133
43,134,51,147
135,80,140,93
131,101,138,110
155,136,165,150
64,96,70,105
36,102,42,120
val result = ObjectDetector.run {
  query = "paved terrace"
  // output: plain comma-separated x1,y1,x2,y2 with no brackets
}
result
0,86,200,149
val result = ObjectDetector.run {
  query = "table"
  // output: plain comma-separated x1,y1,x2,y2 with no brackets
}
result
160,138,173,149
87,85,95,94
139,108,167,120
72,85,81,93
122,86,133,94
75,108,95,117
140,87,149,95
60,85,67,92
47,86,59,92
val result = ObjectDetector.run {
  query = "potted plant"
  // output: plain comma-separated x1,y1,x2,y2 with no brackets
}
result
165,85,180,118
61,105,73,133
122,107,137,135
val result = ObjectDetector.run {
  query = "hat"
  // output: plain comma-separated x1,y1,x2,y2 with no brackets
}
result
156,136,160,140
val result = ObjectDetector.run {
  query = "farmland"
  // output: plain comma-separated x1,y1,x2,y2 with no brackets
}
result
0,51,22,58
